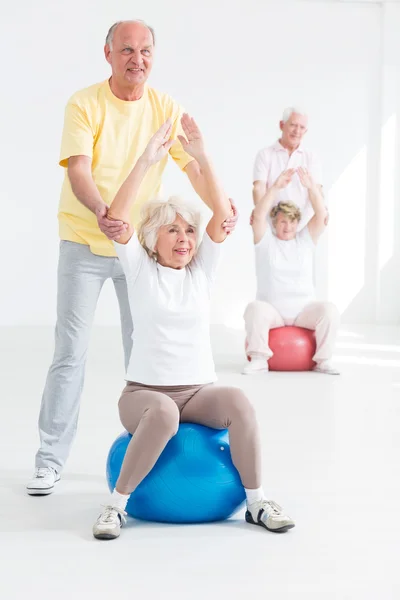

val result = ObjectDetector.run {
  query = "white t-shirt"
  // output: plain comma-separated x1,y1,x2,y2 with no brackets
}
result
114,232,220,386
253,141,322,230
255,226,316,321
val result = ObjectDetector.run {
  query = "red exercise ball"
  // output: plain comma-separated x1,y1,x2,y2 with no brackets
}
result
246,326,316,371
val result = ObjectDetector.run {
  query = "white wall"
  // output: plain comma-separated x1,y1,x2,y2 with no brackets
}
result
0,0,398,327
377,2,400,325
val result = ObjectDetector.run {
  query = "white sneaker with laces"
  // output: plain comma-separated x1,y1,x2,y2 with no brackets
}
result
245,499,295,532
93,505,127,540
313,360,340,375
242,358,269,375
26,467,60,495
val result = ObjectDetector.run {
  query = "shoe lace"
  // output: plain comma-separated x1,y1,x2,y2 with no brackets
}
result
99,505,127,524
34,467,53,479
260,500,283,517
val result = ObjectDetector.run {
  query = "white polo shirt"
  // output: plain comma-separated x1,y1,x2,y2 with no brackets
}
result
253,141,322,230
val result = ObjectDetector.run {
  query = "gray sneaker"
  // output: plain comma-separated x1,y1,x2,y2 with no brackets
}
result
93,505,127,540
245,499,295,532
26,467,60,496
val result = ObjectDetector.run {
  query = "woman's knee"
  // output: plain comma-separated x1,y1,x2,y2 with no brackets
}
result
319,302,340,324
244,300,277,323
119,392,179,437
218,387,257,424
145,397,180,437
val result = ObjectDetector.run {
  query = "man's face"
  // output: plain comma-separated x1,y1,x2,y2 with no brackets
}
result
105,22,154,88
280,113,308,148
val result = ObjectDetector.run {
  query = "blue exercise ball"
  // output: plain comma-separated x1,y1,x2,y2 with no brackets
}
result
106,423,246,524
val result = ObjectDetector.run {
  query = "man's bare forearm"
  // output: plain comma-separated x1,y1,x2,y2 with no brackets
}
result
68,158,106,215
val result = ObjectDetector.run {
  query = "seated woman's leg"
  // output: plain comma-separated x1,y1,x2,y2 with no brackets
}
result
182,385,261,488
294,301,340,374
180,385,294,532
93,385,179,540
116,386,180,494
243,301,284,374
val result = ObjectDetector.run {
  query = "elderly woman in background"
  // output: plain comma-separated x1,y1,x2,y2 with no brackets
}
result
243,168,340,375
92,115,295,540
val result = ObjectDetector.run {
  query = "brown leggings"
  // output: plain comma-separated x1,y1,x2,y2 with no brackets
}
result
116,382,262,494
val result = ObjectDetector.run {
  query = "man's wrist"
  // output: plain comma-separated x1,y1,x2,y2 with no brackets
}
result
94,203,107,217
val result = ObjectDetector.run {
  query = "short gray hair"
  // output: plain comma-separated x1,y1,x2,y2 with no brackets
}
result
138,198,201,260
105,20,156,50
282,107,308,123
270,201,301,224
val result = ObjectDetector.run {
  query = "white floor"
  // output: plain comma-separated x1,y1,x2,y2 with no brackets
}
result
1,324,399,600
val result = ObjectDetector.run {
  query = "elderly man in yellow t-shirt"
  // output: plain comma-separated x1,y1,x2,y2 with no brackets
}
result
27,19,237,495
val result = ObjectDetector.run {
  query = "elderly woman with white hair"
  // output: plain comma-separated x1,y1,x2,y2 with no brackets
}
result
243,168,340,375
92,115,295,540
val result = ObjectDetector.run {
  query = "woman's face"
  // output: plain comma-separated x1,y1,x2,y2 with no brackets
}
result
274,212,298,241
155,215,197,269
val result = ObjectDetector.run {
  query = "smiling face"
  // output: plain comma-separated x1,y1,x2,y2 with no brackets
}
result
155,215,197,269
274,211,299,241
104,21,154,95
280,112,308,151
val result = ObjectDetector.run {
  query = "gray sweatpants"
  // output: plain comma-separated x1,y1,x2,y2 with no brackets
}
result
35,241,133,471
116,382,262,494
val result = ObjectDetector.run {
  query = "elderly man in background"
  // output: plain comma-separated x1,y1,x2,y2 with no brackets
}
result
252,107,326,230
26,19,237,496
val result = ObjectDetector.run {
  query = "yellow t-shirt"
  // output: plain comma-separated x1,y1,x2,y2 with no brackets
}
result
58,80,193,256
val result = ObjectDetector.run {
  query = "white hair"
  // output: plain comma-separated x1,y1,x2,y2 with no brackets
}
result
282,107,308,123
137,197,201,260
105,20,155,50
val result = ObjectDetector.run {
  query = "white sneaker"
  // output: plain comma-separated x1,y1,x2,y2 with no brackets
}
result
93,505,127,540
26,467,60,495
242,358,269,375
313,360,340,375
245,499,295,532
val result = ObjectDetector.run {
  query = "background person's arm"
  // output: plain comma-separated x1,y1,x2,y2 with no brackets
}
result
252,149,270,207
250,149,270,225
298,167,326,243
252,169,296,244
308,153,329,226
253,180,268,206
